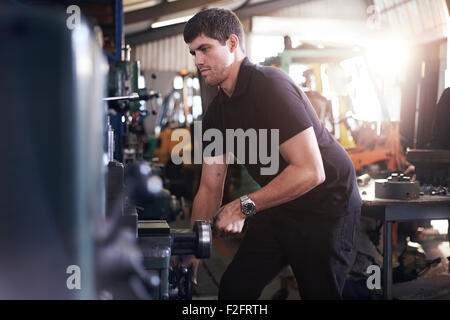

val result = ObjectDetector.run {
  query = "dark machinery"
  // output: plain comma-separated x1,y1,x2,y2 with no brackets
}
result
138,220,211,299
0,5,106,299
98,155,213,300
104,117,212,300
101,41,210,299
105,60,187,222
406,149,450,191
106,59,159,164
375,173,420,200
0,5,211,300
405,88,450,191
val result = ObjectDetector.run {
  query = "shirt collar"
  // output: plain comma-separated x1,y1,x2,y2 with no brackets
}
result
218,56,253,103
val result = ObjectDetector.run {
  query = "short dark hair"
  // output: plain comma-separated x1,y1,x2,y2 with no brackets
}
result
183,8,245,51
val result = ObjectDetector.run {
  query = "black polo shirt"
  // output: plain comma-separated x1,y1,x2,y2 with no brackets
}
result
201,57,362,218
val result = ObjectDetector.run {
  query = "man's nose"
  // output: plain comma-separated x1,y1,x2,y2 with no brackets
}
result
195,53,204,67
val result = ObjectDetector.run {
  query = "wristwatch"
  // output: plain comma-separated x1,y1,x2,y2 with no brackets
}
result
240,195,256,216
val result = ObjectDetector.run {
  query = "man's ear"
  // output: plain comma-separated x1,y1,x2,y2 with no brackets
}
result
227,34,240,53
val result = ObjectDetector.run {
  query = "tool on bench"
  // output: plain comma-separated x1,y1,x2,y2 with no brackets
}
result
375,173,420,200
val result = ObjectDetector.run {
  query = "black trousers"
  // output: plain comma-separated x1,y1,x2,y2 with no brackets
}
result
218,207,360,300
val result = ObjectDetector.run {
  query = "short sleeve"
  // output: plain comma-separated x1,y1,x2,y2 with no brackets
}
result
258,75,313,145
201,102,224,157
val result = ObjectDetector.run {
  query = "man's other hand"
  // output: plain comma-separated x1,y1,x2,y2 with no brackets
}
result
177,254,200,285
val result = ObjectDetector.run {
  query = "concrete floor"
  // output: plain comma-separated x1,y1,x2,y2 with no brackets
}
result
391,237,450,300
169,216,450,300
192,235,301,300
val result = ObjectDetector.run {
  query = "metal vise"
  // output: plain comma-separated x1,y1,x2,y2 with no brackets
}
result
137,220,212,299
375,173,420,200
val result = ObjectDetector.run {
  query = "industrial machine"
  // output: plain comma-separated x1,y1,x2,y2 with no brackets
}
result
102,128,212,299
0,5,105,299
138,220,211,299
406,149,450,191
105,65,186,222
104,89,211,300
404,88,450,192
107,59,159,164
0,5,211,300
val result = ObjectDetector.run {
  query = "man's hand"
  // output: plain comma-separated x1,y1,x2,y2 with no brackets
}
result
177,254,200,285
212,199,245,238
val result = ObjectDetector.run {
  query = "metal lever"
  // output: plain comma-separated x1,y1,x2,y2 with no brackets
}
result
104,92,140,102
103,91,159,102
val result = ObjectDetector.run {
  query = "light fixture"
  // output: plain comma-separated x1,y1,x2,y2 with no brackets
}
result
151,15,193,28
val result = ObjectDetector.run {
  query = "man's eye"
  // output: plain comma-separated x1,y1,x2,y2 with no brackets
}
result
201,47,208,52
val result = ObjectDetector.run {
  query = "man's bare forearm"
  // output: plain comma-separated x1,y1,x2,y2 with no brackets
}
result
249,164,325,213
190,186,223,228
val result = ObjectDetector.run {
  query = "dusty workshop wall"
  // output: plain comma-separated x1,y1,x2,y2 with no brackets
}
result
134,34,196,72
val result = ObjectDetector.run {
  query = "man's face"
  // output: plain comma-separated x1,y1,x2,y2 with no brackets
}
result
188,34,233,86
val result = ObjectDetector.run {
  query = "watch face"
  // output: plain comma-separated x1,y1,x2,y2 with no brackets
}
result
243,203,255,214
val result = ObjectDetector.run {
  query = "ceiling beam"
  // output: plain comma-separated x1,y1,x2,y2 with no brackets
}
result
237,0,311,19
126,22,186,45
126,0,315,46
125,0,227,24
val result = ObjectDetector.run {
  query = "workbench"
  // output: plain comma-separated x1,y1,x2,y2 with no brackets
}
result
359,180,450,300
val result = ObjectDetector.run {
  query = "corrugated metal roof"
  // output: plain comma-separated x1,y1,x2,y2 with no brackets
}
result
135,34,196,71
374,0,449,37
267,0,367,20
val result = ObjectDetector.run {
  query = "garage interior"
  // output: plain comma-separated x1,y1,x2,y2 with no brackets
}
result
1,0,450,300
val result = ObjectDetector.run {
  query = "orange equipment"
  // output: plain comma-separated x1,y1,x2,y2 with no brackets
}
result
347,121,406,172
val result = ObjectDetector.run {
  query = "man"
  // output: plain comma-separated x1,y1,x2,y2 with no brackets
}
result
181,8,362,300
